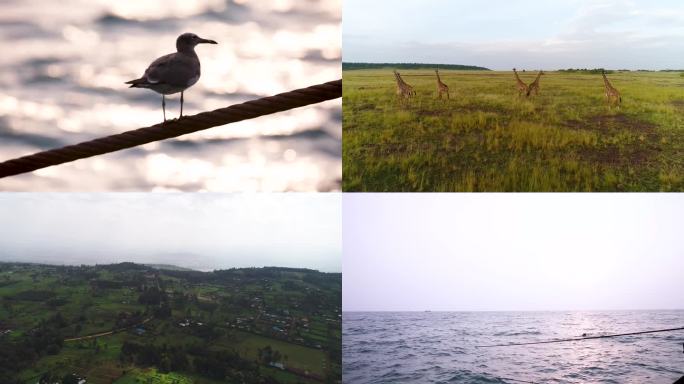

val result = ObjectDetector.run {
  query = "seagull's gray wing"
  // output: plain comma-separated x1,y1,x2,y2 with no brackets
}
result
144,53,200,87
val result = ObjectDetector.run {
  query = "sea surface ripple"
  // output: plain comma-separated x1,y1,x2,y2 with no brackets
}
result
343,311,684,383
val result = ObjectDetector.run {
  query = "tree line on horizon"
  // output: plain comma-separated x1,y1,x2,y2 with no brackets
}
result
342,63,684,73
343,62,490,71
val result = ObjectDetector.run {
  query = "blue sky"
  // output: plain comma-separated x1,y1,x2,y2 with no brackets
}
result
0,193,341,272
344,194,683,311
343,0,684,70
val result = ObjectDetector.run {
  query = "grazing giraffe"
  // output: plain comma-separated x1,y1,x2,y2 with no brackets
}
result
526,71,545,97
513,68,529,97
602,70,621,108
435,69,450,99
393,70,415,101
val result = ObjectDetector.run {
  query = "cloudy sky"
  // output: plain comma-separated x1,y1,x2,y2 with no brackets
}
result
0,193,341,272
344,194,683,311
343,0,684,70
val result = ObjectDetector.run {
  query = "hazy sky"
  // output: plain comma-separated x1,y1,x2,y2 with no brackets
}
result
0,193,341,272
344,194,683,311
343,0,684,70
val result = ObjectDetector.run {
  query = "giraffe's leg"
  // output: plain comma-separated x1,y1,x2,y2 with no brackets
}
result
180,91,184,117
162,95,166,122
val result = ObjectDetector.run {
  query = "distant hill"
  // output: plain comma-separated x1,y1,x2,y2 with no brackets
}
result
144,263,196,272
343,62,490,71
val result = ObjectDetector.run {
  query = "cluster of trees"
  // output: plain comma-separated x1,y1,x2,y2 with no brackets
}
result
257,345,282,365
120,341,189,371
119,342,279,383
558,68,614,74
11,289,56,302
0,313,66,384
137,286,165,306
38,372,84,384
342,62,490,71
115,310,144,328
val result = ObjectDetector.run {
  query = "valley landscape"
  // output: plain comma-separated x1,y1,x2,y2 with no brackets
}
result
0,262,341,384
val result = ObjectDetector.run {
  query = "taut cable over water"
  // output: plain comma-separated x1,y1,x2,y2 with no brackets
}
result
483,326,684,383
476,326,684,348
0,80,341,179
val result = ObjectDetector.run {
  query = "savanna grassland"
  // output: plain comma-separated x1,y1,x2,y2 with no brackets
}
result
0,263,341,384
343,69,684,191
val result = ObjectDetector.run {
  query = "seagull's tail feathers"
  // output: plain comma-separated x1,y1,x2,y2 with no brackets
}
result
125,78,149,88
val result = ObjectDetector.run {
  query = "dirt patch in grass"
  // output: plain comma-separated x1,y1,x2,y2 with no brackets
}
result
672,100,684,110
353,102,377,111
564,114,657,134
567,114,661,167
356,85,386,91
415,109,451,117
462,105,506,114
357,142,437,156
578,145,654,167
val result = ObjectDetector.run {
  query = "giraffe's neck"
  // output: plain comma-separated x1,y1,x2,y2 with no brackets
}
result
514,70,526,85
602,74,612,88
531,72,542,84
436,71,442,83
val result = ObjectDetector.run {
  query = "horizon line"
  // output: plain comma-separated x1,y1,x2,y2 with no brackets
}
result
342,62,684,71
0,260,342,274
343,308,684,313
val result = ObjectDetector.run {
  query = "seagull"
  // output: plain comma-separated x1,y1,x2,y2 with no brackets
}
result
126,32,218,121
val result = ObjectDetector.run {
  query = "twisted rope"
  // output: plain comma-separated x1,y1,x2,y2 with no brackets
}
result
0,79,341,179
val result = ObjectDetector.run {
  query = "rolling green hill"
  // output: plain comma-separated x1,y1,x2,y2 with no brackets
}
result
0,262,341,384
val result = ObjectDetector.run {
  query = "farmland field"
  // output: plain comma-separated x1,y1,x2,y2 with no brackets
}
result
343,69,684,191
0,262,341,384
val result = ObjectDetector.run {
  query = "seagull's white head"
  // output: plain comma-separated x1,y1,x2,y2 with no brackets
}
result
176,32,218,52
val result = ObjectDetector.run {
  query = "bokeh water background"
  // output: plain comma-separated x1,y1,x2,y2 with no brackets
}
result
0,0,341,191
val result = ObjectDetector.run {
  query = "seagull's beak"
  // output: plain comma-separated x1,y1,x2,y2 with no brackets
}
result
198,38,218,45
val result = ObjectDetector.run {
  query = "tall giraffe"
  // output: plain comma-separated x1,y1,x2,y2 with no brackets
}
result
513,68,528,97
602,70,621,107
435,69,449,99
393,70,415,100
526,71,545,97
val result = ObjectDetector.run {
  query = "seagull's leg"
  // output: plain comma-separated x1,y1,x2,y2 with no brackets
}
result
162,95,166,122
180,91,184,118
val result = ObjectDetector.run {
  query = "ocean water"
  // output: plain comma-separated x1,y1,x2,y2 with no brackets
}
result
343,311,684,384
0,0,341,191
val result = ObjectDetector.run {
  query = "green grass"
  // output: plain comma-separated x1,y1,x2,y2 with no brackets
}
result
343,69,684,191
114,368,194,384
228,331,328,377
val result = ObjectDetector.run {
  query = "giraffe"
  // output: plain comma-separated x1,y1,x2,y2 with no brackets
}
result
435,69,449,99
513,68,529,97
601,70,621,108
526,71,545,97
393,70,415,101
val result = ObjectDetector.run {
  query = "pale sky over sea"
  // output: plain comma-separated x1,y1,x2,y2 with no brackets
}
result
0,193,341,272
343,0,684,70
343,194,683,311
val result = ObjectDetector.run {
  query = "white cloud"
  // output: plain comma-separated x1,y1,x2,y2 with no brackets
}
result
343,0,684,69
